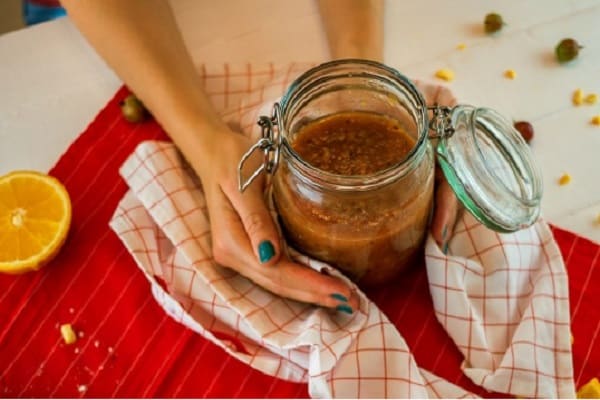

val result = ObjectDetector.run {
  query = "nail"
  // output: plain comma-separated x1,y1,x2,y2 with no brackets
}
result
442,224,448,240
258,240,275,263
336,304,354,315
443,242,449,255
330,293,349,303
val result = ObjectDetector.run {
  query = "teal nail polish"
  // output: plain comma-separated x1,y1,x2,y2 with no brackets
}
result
258,240,275,263
336,304,353,315
442,225,448,240
443,242,449,255
330,293,349,303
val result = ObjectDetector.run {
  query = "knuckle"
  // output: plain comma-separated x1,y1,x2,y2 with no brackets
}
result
242,211,268,237
211,236,232,267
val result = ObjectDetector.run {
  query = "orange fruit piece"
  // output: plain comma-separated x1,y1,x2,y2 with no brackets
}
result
0,171,72,274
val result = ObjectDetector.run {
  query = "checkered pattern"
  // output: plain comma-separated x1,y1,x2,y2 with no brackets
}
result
108,64,574,398
426,215,574,397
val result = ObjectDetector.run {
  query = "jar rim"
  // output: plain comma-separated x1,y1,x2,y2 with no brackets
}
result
278,59,429,191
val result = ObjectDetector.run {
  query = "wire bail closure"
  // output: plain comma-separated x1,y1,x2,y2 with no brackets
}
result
238,104,453,192
428,105,455,140
237,103,282,192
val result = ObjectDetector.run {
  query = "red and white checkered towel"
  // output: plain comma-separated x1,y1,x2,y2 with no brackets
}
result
109,64,575,398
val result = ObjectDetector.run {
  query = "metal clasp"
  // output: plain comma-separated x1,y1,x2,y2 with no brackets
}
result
237,103,282,192
428,105,455,140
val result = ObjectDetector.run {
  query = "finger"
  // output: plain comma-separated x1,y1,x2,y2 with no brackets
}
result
253,258,360,313
206,184,257,267
208,187,358,310
431,169,461,252
222,179,282,267
207,187,359,313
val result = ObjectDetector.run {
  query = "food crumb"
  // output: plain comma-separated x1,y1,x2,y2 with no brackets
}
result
77,384,87,394
456,43,466,50
504,69,517,79
584,93,598,105
577,377,600,398
573,89,584,106
558,174,572,186
435,68,455,82
591,115,600,126
60,324,77,345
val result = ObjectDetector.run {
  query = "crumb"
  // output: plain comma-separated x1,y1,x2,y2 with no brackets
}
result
77,384,87,394
558,174,571,186
434,68,454,82
573,89,584,106
504,69,517,79
60,324,77,345
591,115,600,126
584,93,598,105
456,43,466,50
577,377,600,398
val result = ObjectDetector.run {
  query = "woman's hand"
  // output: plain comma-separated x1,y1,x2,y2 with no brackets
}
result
193,125,360,313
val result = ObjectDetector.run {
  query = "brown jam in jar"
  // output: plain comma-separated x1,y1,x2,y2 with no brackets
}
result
292,112,415,175
273,111,434,286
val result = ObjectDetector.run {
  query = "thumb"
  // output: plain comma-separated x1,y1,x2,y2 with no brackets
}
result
431,172,461,254
225,183,282,266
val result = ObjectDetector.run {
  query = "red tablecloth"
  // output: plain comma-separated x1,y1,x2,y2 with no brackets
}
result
1,86,598,398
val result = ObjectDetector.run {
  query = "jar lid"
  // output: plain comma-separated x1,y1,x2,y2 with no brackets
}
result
434,105,543,232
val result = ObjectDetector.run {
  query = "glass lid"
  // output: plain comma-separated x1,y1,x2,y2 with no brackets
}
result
434,105,543,233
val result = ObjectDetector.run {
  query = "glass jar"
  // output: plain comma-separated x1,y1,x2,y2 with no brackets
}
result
239,60,542,287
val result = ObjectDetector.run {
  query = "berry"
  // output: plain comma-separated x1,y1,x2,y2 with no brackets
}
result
484,13,504,34
120,94,148,123
555,38,582,63
514,121,534,143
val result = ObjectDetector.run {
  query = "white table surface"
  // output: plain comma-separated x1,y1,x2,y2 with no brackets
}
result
1,0,599,244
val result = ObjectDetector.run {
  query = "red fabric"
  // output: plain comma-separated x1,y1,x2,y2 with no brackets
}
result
0,86,598,397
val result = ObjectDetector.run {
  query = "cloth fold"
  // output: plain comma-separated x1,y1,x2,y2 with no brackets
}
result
109,63,575,398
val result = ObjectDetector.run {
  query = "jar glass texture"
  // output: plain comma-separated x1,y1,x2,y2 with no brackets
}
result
273,61,434,286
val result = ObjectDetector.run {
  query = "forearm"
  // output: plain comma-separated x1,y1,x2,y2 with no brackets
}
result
317,0,384,62
60,0,224,161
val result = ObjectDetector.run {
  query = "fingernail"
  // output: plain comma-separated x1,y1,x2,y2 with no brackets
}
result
443,242,449,255
258,240,275,263
442,224,448,240
336,304,354,315
330,293,349,303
